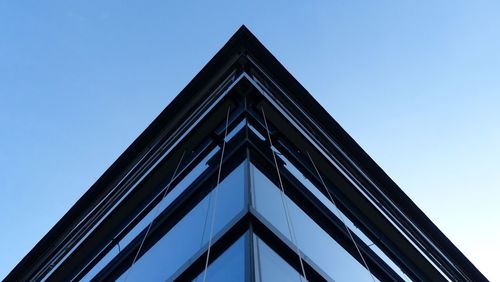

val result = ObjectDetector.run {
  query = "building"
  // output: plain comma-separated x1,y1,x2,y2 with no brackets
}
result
6,26,487,282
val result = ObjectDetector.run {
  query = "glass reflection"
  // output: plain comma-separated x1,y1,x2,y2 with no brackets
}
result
192,233,247,282
224,118,247,142
116,163,245,281
279,154,410,280
251,164,374,282
254,234,303,282
82,148,219,281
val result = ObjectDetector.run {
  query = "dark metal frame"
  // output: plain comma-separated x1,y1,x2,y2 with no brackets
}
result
89,137,334,282
86,126,406,282
247,143,406,281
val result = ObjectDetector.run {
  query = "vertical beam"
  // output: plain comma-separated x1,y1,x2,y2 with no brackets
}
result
244,147,256,282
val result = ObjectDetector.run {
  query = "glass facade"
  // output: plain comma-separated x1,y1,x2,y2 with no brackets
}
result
76,149,410,281
116,163,245,281
254,235,303,282
251,164,375,282
81,148,220,281
192,233,247,282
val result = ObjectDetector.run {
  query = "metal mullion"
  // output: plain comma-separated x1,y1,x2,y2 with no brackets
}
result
245,110,419,280
29,70,244,282
247,222,256,282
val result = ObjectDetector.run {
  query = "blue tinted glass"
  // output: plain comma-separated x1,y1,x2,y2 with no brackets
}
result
254,235,303,282
82,148,219,280
116,163,245,281
251,164,374,282
279,154,409,280
193,233,247,282
120,147,219,248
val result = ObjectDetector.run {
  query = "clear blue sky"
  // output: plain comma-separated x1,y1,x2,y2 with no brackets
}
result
1,1,499,280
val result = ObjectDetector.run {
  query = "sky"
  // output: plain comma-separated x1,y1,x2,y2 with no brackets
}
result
1,0,499,280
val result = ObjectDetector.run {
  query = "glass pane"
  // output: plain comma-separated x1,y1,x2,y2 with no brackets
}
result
254,234,303,282
116,163,245,281
251,164,374,282
82,148,219,281
278,153,409,280
192,233,247,282
120,147,219,248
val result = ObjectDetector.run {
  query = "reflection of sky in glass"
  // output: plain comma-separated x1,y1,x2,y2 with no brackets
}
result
81,148,219,281
116,163,244,281
279,152,411,281
251,164,375,282
254,234,303,282
193,233,247,282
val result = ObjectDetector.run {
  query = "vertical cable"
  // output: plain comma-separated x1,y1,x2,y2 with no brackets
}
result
306,151,376,282
199,189,212,247
202,106,231,282
124,150,186,282
261,106,308,282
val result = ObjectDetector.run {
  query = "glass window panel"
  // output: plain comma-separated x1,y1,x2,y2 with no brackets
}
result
115,163,245,282
82,148,219,280
192,233,247,282
251,164,375,282
278,154,410,280
254,234,304,282
120,147,219,247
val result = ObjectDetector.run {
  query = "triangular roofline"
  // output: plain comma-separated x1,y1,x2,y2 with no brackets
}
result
7,25,486,281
